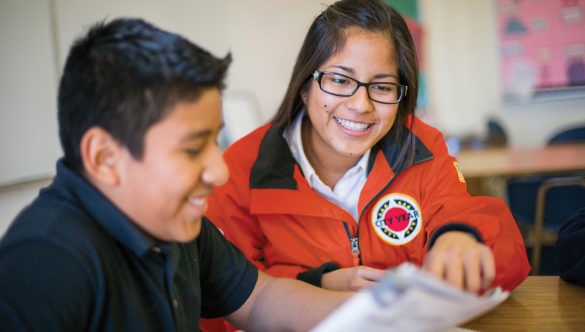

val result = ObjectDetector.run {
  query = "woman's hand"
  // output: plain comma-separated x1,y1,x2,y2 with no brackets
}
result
423,231,495,293
321,266,386,291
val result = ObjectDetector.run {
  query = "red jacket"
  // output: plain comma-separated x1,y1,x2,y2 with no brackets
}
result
206,116,530,291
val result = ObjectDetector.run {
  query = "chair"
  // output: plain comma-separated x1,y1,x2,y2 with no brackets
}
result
485,118,508,147
456,118,508,152
506,124,585,274
531,177,585,275
218,90,264,150
507,175,585,275
547,125,585,145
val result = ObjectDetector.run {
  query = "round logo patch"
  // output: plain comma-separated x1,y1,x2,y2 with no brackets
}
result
371,193,422,245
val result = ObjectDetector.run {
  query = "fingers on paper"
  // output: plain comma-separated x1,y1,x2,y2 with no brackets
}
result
423,242,495,293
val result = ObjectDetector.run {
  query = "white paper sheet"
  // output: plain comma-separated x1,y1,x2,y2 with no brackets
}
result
312,263,508,332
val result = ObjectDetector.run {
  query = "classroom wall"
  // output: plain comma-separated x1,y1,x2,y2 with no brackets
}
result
2,0,584,234
0,0,60,186
52,0,332,124
419,0,585,147
0,0,332,185
0,0,333,234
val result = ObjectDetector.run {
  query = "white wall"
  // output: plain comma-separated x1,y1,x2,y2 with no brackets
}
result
0,179,52,236
420,0,585,147
53,0,333,124
0,0,334,234
0,0,332,185
0,0,60,185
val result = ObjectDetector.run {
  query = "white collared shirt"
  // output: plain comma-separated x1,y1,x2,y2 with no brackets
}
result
283,110,370,223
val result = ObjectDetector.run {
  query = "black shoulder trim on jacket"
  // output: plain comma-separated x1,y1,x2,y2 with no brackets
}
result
367,122,434,175
427,223,484,249
250,124,298,189
297,262,341,287
250,121,434,190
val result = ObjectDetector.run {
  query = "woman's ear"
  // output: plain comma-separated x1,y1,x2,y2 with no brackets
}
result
300,90,309,105
79,127,122,186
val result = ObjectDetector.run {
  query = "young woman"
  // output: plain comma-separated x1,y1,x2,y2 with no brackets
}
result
207,0,529,295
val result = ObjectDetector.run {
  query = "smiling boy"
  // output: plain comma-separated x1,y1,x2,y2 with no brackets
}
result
0,18,351,331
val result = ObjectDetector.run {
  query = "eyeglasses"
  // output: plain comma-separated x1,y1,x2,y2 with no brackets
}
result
312,70,407,104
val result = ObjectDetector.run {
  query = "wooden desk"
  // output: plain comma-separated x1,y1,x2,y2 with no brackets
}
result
455,143,585,196
462,276,585,331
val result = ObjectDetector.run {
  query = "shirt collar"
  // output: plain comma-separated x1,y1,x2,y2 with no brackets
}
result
284,109,370,186
55,159,161,258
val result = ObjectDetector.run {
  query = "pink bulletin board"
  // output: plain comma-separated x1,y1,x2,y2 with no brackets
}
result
496,0,585,103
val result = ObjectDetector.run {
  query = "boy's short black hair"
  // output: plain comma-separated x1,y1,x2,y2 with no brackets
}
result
58,18,231,172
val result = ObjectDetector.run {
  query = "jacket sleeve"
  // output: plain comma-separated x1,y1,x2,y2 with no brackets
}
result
206,180,340,286
556,207,585,286
205,150,311,280
206,184,330,281
417,127,531,291
206,180,267,270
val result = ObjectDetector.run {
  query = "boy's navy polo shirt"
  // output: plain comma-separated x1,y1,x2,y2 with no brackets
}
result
0,159,258,331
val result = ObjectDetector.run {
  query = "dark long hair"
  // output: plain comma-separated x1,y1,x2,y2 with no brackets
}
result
272,0,419,168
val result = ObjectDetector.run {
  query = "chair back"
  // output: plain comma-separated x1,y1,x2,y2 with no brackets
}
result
506,174,585,275
485,119,508,147
219,91,264,149
547,125,585,145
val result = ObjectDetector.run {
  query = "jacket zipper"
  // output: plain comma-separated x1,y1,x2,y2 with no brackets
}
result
343,222,361,266
341,151,434,268
349,167,402,267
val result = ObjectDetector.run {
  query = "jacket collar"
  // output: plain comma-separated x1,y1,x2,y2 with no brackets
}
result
250,122,434,190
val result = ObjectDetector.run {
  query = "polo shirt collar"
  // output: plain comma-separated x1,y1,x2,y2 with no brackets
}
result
54,159,161,258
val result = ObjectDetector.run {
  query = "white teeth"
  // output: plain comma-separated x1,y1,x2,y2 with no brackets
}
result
188,197,205,206
335,117,371,131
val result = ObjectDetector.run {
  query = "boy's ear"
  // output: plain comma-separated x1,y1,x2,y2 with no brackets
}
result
80,127,122,186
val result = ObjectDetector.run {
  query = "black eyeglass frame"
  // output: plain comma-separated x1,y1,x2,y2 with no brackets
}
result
312,70,408,104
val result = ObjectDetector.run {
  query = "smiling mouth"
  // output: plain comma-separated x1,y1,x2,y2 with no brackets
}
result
335,117,373,132
188,197,206,207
